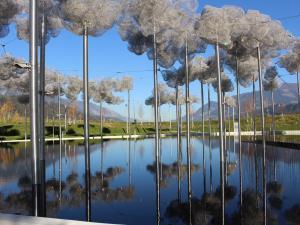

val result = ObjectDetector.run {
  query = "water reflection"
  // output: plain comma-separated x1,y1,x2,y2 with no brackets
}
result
0,138,299,224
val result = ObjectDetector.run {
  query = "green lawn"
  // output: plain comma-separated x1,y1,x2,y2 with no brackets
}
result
0,113,299,141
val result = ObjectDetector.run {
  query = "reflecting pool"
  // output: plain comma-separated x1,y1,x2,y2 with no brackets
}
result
0,137,300,225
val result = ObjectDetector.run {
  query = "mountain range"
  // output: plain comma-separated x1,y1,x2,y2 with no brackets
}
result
189,83,299,121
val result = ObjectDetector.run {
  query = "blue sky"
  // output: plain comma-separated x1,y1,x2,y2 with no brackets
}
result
1,0,300,121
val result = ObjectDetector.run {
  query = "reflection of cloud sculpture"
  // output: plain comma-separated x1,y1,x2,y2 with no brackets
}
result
226,162,237,176
266,181,283,194
285,204,300,225
215,185,237,202
230,189,277,225
0,165,129,216
165,184,236,225
146,161,200,188
166,198,213,225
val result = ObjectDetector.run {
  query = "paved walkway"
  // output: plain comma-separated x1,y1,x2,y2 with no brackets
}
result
1,130,300,144
0,213,118,225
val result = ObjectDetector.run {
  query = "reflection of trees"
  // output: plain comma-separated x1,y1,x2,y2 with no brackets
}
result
147,161,200,188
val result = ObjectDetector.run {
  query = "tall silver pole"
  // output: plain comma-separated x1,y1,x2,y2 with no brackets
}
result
176,85,181,202
39,8,46,217
208,83,213,192
100,102,103,139
30,0,40,216
83,23,91,222
176,85,180,152
153,19,160,225
257,45,267,225
58,72,63,206
297,70,300,106
236,56,243,214
208,83,211,136
201,81,206,192
215,43,225,225
128,89,131,136
271,90,275,141
253,77,256,141
185,38,192,225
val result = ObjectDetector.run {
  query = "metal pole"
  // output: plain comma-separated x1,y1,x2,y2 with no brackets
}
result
128,89,131,136
128,139,131,186
100,102,103,139
29,0,40,217
64,105,67,134
83,23,91,222
185,38,192,200
25,106,27,141
153,18,160,225
215,43,225,225
257,45,267,225
176,85,181,202
176,85,180,152
253,77,256,141
39,8,46,217
208,83,211,136
297,70,300,106
236,56,243,215
208,83,213,192
201,81,206,193
271,90,275,142
29,0,40,216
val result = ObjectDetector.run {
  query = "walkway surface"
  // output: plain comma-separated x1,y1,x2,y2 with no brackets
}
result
0,213,118,225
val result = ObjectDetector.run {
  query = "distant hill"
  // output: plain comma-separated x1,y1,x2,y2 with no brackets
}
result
0,96,128,122
186,83,299,120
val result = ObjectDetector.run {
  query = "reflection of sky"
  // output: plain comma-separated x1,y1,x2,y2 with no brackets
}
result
1,138,300,224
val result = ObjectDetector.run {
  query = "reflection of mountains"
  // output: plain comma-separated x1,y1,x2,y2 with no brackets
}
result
236,142,300,164
201,138,300,164
147,162,200,188
0,142,112,180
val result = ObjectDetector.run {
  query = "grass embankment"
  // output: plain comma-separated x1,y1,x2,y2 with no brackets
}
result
0,114,299,141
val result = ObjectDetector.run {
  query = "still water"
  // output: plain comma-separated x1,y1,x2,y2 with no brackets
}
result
0,137,299,225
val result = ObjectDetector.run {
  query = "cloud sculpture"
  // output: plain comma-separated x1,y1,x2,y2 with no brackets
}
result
0,0,21,37
15,0,63,44
212,73,234,93
225,54,260,88
145,83,171,106
231,9,292,58
224,96,236,108
118,0,206,69
58,0,125,36
64,76,82,102
194,5,244,48
0,54,28,80
114,76,133,92
263,66,281,91
90,78,124,105
44,69,66,96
